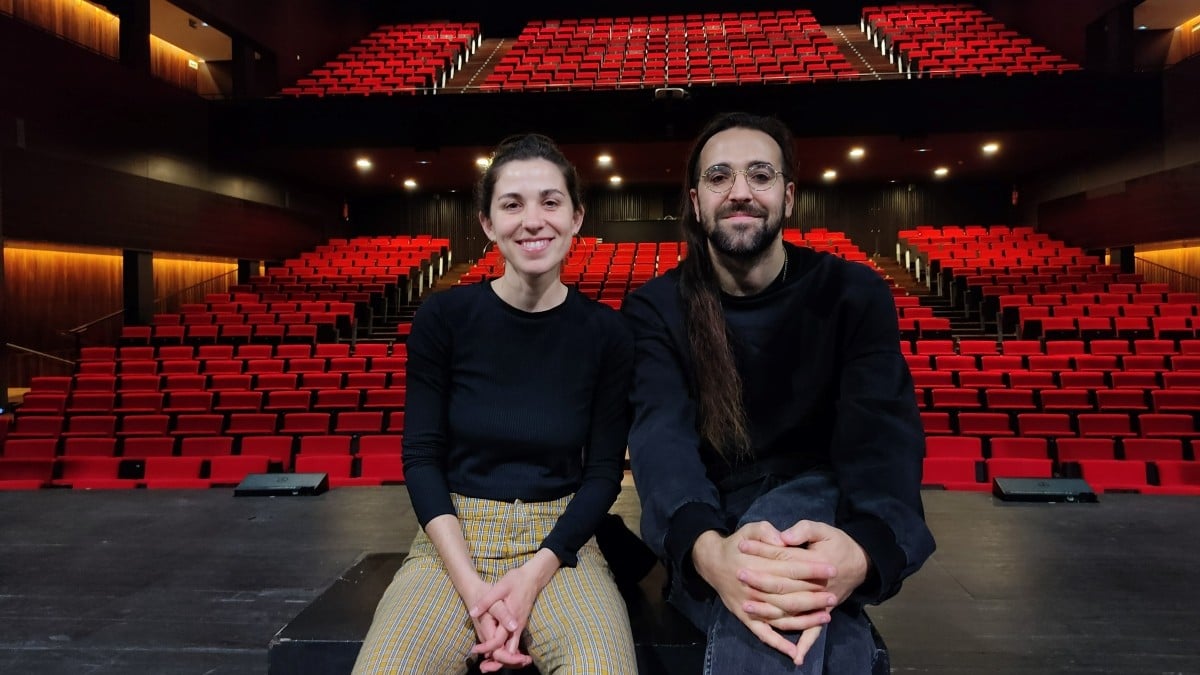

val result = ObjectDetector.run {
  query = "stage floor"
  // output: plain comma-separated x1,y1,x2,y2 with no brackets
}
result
0,477,1196,675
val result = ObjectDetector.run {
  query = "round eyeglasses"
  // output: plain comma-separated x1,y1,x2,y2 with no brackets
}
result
700,163,786,193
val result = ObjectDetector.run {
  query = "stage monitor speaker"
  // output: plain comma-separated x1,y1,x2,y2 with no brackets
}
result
992,477,1097,503
235,473,329,497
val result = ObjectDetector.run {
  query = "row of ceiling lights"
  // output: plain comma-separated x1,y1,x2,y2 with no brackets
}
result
821,141,1001,182
352,141,1002,188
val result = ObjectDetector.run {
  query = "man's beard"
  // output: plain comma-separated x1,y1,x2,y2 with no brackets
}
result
704,204,782,260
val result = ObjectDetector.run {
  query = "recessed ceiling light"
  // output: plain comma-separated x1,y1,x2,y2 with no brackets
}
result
822,169,837,181
609,175,623,185
403,179,417,189
416,160,430,165
934,167,949,177
848,147,865,159
915,148,930,153
1137,24,1148,30
597,154,613,167
982,142,1000,155
355,158,372,170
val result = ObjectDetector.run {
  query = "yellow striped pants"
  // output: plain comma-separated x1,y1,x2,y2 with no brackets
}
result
352,494,637,674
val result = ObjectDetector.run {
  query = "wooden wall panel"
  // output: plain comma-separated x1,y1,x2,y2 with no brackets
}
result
1170,16,1200,64
152,256,237,309
9,0,119,58
151,34,199,93
3,244,124,358
0,1,14,16
1136,244,1200,294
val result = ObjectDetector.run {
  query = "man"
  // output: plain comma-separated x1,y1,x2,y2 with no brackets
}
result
623,112,934,674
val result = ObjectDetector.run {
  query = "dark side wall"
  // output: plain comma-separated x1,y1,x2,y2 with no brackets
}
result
169,0,378,89
0,14,343,259
981,0,1129,67
1037,54,1200,250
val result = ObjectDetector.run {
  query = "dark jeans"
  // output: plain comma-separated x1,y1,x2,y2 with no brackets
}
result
669,471,888,674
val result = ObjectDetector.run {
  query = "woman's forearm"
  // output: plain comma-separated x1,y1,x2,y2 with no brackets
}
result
424,514,482,599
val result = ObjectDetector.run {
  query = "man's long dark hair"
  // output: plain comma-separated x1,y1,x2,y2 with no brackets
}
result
678,112,797,461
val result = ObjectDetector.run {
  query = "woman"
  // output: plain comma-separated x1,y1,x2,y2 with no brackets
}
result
353,134,637,674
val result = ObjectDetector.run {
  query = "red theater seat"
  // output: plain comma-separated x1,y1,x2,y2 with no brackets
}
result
51,457,137,489
297,435,352,455
1121,439,1184,462
2,438,59,459
921,457,987,491
294,454,355,487
986,457,1053,480
239,436,294,469
208,455,271,487
1075,459,1148,493
142,456,208,489
1137,413,1200,438
988,437,1049,459
1147,461,1200,495
359,454,405,483
0,458,55,489
924,436,982,458
357,435,402,455
121,437,177,458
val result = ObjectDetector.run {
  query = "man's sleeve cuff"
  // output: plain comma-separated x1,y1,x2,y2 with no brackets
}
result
664,502,727,598
841,517,904,604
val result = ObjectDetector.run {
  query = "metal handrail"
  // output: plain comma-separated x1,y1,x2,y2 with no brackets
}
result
4,342,76,367
1134,256,1200,294
154,269,240,313
63,308,126,336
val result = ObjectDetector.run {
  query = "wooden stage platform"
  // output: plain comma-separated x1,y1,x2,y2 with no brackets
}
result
0,477,1196,674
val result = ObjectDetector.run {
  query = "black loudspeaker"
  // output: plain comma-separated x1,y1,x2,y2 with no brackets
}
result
992,477,1098,503
235,473,329,497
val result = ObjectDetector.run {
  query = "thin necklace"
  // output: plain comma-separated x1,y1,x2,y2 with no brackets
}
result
778,251,789,284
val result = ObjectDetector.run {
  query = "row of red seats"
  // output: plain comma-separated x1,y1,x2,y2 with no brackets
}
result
3,410,406,443
261,269,410,285
18,387,407,419
282,22,479,96
923,456,1199,495
36,357,409,385
531,9,821,29
1015,313,1200,342
0,455,275,490
864,4,1081,76
3,433,401,461
30,371,407,395
482,9,853,92
921,410,1199,439
78,343,404,362
914,369,1200,392
119,323,344,347
928,435,1197,461
916,386,1199,414
316,235,449,251
0,450,405,489
907,349,1200,372
287,250,439,263
903,338,1199,356
60,355,407,378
